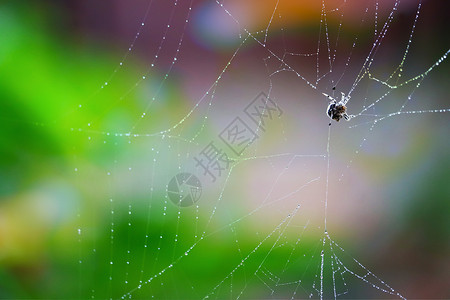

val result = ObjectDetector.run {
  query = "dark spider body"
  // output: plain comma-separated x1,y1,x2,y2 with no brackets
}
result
327,100,349,122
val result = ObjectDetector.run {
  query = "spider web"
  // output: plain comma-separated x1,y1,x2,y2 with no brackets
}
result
63,0,450,299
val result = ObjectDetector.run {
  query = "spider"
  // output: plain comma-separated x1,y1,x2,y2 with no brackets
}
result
323,91,350,122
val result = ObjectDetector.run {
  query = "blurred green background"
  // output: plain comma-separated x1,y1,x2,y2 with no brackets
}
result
0,0,449,299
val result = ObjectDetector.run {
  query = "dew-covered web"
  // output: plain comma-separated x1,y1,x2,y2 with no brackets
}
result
72,0,449,299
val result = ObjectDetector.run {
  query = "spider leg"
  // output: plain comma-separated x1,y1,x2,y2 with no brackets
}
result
322,92,334,101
